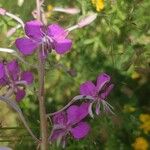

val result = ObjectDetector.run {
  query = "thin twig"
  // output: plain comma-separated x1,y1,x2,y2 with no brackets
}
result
47,95,95,117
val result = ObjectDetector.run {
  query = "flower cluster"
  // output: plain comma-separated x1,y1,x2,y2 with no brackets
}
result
49,73,114,147
0,60,33,102
0,4,114,148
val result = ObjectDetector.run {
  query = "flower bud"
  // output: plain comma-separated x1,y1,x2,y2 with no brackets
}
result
53,7,80,15
78,13,97,28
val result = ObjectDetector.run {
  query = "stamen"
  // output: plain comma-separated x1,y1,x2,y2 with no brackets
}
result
88,102,94,118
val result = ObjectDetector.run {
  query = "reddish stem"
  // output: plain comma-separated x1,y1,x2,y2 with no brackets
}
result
36,0,48,149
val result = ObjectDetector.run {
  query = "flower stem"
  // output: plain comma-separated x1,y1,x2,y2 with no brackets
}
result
36,0,48,149
47,95,95,117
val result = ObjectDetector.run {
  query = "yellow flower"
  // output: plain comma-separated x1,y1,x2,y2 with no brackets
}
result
47,5,53,11
139,114,150,134
131,71,140,80
45,4,53,18
132,137,149,150
139,114,150,123
91,0,104,12
123,105,136,113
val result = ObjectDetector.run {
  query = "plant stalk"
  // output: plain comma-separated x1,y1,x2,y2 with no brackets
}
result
36,0,48,149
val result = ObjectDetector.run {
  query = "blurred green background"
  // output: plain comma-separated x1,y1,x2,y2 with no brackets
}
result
0,0,150,149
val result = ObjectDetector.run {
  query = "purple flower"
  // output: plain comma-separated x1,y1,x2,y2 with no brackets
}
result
49,103,90,147
80,73,114,117
0,60,33,102
15,20,72,57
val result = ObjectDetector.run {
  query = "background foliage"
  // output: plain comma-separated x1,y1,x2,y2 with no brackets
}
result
0,0,149,149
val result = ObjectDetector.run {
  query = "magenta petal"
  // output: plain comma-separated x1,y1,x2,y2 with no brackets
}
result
21,71,34,85
100,84,114,99
7,60,19,73
7,60,20,80
25,20,43,40
16,38,39,55
71,122,90,139
15,89,26,102
50,129,66,141
67,105,78,124
67,103,89,125
53,112,67,125
80,81,96,97
0,63,5,79
48,24,67,39
54,39,72,54
96,73,111,91
0,77,7,85
78,103,90,122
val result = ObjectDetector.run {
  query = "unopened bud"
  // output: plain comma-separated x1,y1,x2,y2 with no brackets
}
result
66,13,97,32
53,7,80,15
78,13,97,28
0,8,6,15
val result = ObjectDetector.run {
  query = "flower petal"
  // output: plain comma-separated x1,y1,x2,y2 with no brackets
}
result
50,129,66,141
54,39,72,54
21,71,34,85
25,20,43,40
48,24,67,39
0,63,5,79
16,38,39,55
0,77,7,86
100,84,114,99
96,73,111,91
53,112,67,125
7,60,20,80
67,105,78,124
78,103,90,122
67,103,89,125
71,122,90,139
80,81,96,97
15,89,26,102
7,60,19,74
